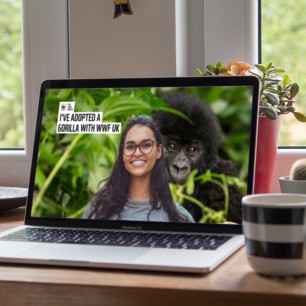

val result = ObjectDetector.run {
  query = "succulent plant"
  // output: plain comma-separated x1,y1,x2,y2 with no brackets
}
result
196,62,229,76
289,159,306,181
249,63,302,121
196,61,306,122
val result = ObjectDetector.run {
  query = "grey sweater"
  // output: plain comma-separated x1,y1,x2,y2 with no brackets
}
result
82,200,195,223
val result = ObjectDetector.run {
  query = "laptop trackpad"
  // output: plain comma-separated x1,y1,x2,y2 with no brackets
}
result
18,244,150,264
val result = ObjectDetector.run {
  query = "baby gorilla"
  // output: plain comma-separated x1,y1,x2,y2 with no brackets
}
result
152,92,243,223
165,136,204,185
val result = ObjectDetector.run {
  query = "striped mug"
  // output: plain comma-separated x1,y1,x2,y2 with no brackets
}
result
242,194,306,277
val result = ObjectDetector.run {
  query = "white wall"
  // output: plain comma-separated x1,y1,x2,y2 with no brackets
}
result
68,0,176,78
176,0,258,76
69,0,258,78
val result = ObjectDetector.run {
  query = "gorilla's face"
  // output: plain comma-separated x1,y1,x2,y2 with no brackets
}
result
163,135,204,184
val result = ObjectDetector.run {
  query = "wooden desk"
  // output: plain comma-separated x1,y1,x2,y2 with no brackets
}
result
1,208,306,306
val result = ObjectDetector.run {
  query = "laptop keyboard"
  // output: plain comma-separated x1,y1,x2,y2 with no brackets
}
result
0,228,232,250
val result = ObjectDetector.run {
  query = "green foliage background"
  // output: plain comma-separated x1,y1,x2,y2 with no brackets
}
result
262,0,306,145
31,86,251,222
33,88,165,218
0,0,24,148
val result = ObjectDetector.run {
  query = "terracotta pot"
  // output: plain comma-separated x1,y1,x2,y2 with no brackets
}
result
254,116,282,194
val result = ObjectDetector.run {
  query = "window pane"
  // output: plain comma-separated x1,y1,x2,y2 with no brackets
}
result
0,0,24,148
261,0,306,146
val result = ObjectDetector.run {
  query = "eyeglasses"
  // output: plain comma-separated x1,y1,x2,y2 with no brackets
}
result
123,139,157,156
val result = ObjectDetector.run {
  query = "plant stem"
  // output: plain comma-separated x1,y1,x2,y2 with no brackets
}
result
195,174,230,219
32,134,84,214
179,193,217,215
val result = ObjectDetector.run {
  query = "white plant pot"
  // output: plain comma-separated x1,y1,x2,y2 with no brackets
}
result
279,176,306,194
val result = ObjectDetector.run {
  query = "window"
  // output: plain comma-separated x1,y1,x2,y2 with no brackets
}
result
260,0,306,192
0,0,24,148
0,0,68,187
2,0,304,189
261,0,306,146
0,0,259,187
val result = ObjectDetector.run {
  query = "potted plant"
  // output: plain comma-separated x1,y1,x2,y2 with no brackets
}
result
197,61,305,121
196,61,306,194
279,159,306,194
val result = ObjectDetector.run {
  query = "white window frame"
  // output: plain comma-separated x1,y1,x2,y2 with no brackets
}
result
0,0,68,187
1,0,304,192
176,0,259,75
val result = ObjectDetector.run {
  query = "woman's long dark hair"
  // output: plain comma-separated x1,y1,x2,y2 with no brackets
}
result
88,115,187,222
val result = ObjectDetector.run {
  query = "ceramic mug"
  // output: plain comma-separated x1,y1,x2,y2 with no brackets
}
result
242,193,306,277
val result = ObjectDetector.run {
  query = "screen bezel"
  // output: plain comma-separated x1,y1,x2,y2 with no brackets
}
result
25,76,259,234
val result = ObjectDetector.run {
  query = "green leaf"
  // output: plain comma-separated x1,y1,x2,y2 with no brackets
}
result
274,68,286,73
290,83,300,98
154,106,194,125
150,97,166,108
195,68,209,76
62,193,71,207
260,105,278,120
195,68,203,76
260,102,271,108
57,89,73,100
199,170,212,183
286,106,295,112
216,62,223,69
277,105,286,111
266,76,282,83
206,65,215,73
264,92,279,105
282,75,291,86
186,177,195,195
248,69,263,79
276,84,282,92
267,67,278,73
266,86,278,93
293,112,306,122
255,64,267,73
266,62,273,70
35,167,46,189
226,176,234,185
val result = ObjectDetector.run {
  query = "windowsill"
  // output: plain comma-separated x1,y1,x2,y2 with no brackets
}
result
0,149,30,160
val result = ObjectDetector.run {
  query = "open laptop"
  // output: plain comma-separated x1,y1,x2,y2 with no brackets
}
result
0,76,259,273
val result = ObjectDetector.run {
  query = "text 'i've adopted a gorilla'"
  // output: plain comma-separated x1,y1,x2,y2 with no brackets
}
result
152,92,243,223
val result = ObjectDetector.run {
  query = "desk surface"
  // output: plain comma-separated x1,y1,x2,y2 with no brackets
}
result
1,208,306,306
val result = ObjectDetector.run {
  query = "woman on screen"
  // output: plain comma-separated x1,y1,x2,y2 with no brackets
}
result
83,115,194,222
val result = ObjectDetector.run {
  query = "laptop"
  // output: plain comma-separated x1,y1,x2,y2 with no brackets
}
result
0,76,259,273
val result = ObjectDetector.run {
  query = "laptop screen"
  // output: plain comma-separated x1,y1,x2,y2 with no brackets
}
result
27,77,258,231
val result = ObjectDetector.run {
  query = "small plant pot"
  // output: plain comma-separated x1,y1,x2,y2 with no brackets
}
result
279,176,306,194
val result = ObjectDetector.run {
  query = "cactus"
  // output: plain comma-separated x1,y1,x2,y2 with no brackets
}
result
289,159,306,180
